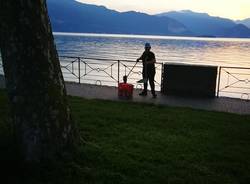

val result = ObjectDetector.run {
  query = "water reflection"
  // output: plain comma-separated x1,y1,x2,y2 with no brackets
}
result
54,33,250,67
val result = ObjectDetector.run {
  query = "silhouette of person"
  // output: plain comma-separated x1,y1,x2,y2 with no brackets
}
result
137,43,157,98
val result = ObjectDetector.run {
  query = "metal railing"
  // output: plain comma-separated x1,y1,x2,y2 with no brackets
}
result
59,56,163,91
217,66,250,100
0,56,250,100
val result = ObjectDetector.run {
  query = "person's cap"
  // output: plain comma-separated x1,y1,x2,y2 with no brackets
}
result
145,43,151,48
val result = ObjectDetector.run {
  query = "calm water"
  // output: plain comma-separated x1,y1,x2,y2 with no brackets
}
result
54,32,250,67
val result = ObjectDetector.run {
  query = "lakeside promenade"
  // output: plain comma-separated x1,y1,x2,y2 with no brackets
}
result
65,82,250,115
0,75,249,115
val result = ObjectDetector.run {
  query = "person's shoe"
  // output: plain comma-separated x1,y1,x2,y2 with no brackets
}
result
139,91,147,96
152,94,157,98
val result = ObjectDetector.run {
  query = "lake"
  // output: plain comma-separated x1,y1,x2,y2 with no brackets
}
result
54,32,250,67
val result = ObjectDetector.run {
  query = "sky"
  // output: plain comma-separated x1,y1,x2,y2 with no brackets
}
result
76,0,250,20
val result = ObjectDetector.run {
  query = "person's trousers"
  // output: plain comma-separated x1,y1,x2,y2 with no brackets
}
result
143,68,156,95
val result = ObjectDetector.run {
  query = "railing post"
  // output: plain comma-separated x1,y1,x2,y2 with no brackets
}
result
216,66,222,97
78,57,81,84
118,60,120,86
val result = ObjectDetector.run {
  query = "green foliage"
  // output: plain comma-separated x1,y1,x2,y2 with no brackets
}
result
1,90,250,183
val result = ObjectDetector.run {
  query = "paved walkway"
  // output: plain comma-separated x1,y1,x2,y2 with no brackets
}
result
0,75,249,115
66,82,250,115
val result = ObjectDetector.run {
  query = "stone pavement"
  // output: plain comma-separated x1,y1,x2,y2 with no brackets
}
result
66,82,250,115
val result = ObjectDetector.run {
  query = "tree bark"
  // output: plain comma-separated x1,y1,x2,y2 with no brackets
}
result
0,0,78,162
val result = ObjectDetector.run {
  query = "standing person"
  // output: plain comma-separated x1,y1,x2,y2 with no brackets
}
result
137,43,157,98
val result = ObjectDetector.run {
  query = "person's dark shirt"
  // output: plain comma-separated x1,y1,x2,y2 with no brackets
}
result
139,51,156,71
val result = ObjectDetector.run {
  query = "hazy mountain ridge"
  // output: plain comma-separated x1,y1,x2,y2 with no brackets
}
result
47,0,192,36
236,18,250,29
47,0,250,38
221,24,250,38
157,10,250,38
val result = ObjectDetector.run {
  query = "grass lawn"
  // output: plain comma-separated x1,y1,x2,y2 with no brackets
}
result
0,89,250,184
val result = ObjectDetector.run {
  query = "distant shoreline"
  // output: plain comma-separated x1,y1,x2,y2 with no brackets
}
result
53,32,250,42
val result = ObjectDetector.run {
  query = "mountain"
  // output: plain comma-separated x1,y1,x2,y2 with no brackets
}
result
47,0,192,36
157,10,250,38
221,24,250,38
236,18,250,29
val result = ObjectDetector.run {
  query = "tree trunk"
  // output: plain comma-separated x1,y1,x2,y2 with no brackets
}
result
0,0,78,162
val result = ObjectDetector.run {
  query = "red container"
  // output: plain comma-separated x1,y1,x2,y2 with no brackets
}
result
118,83,134,99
